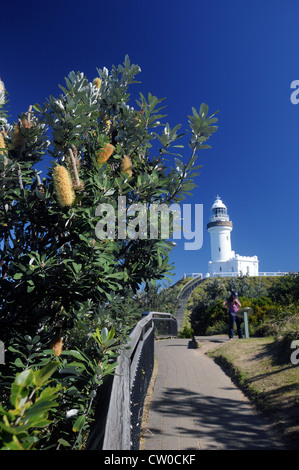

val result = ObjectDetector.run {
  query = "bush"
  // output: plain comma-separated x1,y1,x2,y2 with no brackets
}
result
188,276,287,335
206,320,227,335
269,273,299,304
0,57,218,448
178,326,194,338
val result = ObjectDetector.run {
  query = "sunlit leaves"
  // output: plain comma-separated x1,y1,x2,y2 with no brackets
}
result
188,103,219,149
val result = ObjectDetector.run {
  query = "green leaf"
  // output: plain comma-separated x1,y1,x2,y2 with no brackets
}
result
27,281,35,293
10,369,34,408
199,103,209,118
33,103,42,113
33,362,59,387
13,358,26,368
13,272,23,280
25,399,58,420
58,438,71,447
101,327,108,341
72,414,86,433
15,369,34,387
60,349,88,362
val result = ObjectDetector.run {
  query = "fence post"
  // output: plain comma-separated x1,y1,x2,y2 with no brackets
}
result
243,311,249,339
102,351,131,450
0,341,4,365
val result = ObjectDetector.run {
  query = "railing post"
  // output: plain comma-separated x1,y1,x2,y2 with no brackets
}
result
0,341,4,365
243,311,249,339
102,351,131,450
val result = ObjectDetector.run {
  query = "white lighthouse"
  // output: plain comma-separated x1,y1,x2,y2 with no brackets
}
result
207,196,259,276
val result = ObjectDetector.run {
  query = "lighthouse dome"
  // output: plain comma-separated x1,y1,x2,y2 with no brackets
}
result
211,195,227,210
210,196,230,222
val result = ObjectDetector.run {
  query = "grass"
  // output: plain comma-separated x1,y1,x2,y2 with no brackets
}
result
208,336,299,449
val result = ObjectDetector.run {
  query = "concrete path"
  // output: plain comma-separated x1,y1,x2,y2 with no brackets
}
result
143,337,284,450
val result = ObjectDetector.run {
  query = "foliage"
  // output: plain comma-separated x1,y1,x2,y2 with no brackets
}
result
268,272,299,305
178,326,195,338
252,273,299,342
0,56,218,335
1,326,119,449
0,56,218,448
0,362,60,450
187,276,283,335
136,282,180,316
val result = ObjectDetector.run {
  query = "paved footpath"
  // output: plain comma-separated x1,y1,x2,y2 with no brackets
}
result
143,337,286,450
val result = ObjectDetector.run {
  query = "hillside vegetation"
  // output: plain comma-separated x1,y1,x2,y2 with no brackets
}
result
185,274,299,341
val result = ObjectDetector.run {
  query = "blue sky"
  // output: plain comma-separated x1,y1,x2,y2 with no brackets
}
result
2,0,299,284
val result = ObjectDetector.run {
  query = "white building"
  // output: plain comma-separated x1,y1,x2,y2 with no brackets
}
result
207,196,259,276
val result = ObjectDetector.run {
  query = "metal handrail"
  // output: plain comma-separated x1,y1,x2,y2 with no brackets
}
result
177,274,203,300
209,272,288,278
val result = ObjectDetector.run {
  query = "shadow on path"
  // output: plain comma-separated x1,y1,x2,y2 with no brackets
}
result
143,338,286,450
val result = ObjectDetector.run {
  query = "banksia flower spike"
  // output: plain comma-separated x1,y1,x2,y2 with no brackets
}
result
0,133,5,151
53,165,75,207
23,105,34,129
12,112,34,150
96,143,114,164
51,337,63,357
93,77,102,89
22,119,33,129
121,155,133,177
12,121,24,149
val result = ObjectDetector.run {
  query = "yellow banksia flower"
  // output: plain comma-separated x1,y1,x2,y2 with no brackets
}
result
53,165,75,207
96,143,114,164
121,155,133,177
93,77,102,89
51,337,63,357
0,133,5,150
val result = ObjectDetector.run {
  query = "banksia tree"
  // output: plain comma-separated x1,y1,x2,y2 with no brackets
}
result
0,54,218,338
0,56,218,449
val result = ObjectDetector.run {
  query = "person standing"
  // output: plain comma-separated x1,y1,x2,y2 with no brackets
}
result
223,292,243,340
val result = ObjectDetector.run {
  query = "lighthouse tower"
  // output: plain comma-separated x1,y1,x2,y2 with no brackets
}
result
207,196,259,276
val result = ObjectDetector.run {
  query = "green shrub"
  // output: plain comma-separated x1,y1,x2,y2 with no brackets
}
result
0,362,60,450
188,276,291,335
0,56,218,448
206,320,227,335
178,326,194,338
